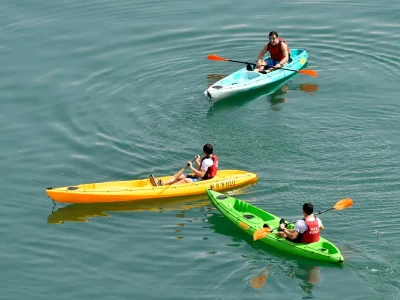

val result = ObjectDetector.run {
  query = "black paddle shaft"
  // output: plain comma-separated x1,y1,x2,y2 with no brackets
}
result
186,152,204,167
227,59,256,66
287,207,334,225
227,58,300,73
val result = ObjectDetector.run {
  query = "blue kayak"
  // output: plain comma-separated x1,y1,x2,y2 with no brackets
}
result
204,49,309,103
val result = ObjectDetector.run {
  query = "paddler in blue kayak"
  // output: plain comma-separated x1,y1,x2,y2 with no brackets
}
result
276,203,324,243
158,144,218,185
252,31,290,73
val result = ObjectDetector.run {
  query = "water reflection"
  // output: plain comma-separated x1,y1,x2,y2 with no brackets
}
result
205,211,341,298
249,261,323,298
206,73,227,87
204,212,260,247
268,81,318,110
284,262,321,292
249,269,270,289
48,194,210,224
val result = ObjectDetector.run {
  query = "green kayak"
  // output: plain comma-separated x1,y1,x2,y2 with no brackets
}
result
206,189,344,264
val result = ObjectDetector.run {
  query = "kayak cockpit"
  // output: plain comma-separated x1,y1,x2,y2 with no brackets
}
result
216,71,261,87
230,199,277,223
306,241,341,255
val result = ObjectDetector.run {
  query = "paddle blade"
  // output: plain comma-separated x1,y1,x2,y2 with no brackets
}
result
333,198,353,210
298,69,318,77
253,228,272,241
207,54,229,62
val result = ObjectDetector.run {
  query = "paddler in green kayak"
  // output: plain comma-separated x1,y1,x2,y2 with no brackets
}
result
159,144,218,185
276,203,325,243
252,31,290,73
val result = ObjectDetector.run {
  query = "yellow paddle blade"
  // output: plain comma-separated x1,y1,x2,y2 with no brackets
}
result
207,54,229,62
298,69,318,77
333,198,353,210
253,228,272,241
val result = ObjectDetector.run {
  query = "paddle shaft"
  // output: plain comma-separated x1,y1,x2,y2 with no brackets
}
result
286,207,333,225
227,58,301,73
315,207,334,216
174,153,203,178
207,54,317,77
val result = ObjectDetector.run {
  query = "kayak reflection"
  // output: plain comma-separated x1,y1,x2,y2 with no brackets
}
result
248,262,323,295
268,80,318,109
48,183,257,224
283,260,327,298
48,194,210,224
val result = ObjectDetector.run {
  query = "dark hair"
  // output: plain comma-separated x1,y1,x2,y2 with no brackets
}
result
269,31,279,38
203,144,213,155
303,203,314,215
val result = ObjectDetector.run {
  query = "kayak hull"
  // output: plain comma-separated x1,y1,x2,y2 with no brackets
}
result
46,170,258,204
204,49,309,103
206,189,344,264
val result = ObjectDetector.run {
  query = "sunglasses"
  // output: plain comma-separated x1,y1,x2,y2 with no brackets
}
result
269,37,277,41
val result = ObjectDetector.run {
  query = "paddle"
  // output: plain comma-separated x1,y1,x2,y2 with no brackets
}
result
173,153,203,179
253,198,353,241
207,54,318,77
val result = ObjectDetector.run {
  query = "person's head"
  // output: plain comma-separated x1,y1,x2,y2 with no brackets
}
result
203,144,213,156
302,203,314,216
268,31,279,45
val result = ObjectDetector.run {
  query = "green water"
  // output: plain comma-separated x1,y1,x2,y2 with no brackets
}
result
1,0,399,299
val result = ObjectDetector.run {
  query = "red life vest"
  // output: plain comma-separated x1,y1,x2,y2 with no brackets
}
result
301,217,320,243
199,155,218,179
267,38,290,61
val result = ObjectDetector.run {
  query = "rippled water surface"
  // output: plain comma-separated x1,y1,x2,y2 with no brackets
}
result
1,0,399,299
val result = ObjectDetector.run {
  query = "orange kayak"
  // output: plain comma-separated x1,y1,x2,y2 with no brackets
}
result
46,170,258,204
